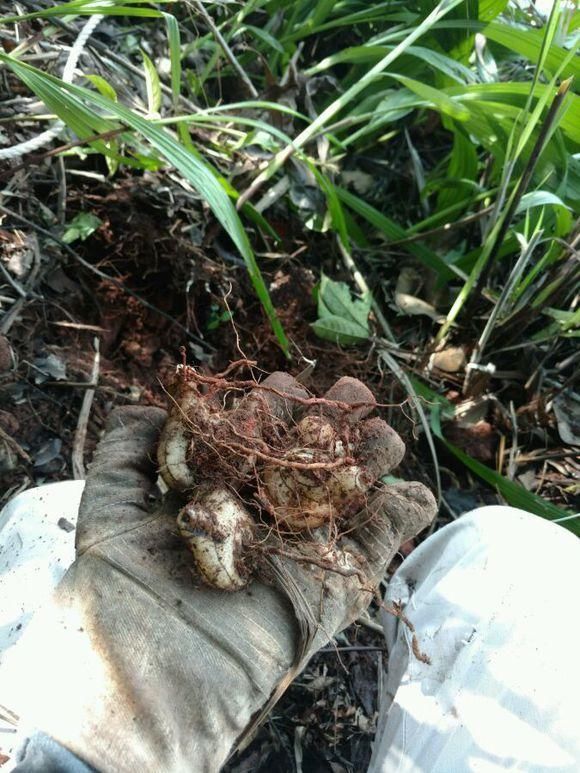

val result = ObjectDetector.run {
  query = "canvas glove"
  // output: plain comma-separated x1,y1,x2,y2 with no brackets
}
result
2,376,436,773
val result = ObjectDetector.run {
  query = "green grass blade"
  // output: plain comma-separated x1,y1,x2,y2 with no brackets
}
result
380,350,442,503
428,390,579,533
238,0,467,208
141,49,161,114
389,74,471,121
336,187,456,279
416,377,578,527
1,3,168,23
0,53,289,354
164,12,182,112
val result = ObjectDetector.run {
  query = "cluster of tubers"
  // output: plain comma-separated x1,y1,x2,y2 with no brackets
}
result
157,365,412,591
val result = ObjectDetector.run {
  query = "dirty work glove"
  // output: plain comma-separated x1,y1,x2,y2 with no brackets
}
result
2,379,436,773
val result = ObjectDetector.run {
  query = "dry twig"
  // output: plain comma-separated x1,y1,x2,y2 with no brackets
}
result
72,338,100,479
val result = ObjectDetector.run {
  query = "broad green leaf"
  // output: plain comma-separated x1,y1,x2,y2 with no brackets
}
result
62,212,102,244
311,315,370,345
318,274,371,329
312,275,371,346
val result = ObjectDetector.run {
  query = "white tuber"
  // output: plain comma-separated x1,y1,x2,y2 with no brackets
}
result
177,487,255,591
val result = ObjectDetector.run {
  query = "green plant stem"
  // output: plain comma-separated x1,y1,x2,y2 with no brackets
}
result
471,78,573,301
184,0,258,98
437,77,573,342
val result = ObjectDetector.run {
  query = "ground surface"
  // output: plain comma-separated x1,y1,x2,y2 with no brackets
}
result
0,168,503,773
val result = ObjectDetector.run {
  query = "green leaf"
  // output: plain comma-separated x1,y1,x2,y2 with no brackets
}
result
312,275,371,346
84,74,117,102
389,74,471,121
336,187,455,279
426,386,579,533
311,315,369,345
241,24,286,54
484,20,580,82
320,275,371,326
478,0,509,21
436,126,479,212
62,212,102,244
405,45,477,84
141,49,161,114
241,0,467,203
515,190,571,215
433,19,580,81
164,13,181,111
443,436,579,533
1,1,168,22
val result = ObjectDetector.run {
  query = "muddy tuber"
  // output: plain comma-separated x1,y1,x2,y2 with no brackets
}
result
157,365,432,591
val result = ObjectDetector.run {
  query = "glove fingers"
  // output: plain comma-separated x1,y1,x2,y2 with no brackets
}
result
349,481,437,579
253,371,310,423
316,376,376,424
358,417,406,482
76,406,167,554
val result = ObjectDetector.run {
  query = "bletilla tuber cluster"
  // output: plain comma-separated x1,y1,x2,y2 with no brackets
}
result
157,366,416,590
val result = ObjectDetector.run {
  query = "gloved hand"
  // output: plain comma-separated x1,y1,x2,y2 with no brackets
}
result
1,374,436,773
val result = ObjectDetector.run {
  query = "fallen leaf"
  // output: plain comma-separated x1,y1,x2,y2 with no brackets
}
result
553,391,580,446
429,346,466,373
33,353,67,383
394,267,444,321
33,437,63,468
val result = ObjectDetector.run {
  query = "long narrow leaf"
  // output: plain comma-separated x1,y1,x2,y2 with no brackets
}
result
432,409,579,533
238,0,467,208
0,53,289,353
336,187,456,279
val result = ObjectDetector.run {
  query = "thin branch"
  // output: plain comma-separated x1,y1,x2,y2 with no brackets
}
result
72,337,100,479
0,423,32,464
